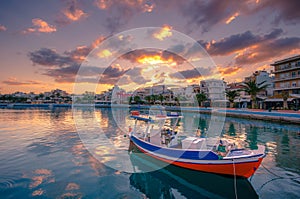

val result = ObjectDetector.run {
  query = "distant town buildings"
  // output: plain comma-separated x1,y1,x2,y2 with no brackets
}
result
271,55,300,96
1,55,299,110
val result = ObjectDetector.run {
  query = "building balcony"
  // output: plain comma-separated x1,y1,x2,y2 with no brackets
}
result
274,86,300,91
274,75,300,82
273,65,300,73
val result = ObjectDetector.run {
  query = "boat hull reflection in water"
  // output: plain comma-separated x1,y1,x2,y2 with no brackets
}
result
129,144,258,199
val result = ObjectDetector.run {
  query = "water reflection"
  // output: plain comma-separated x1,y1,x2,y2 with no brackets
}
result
228,123,236,136
0,107,300,198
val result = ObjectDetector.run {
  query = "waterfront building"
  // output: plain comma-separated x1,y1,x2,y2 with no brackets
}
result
111,85,131,104
200,79,226,100
271,55,300,96
244,70,274,96
226,82,250,108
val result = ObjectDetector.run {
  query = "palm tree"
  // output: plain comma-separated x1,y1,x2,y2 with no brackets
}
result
226,90,240,108
196,92,207,107
281,91,289,109
242,80,268,109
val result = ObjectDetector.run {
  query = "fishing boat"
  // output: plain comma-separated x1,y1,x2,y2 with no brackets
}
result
129,148,259,199
128,111,266,178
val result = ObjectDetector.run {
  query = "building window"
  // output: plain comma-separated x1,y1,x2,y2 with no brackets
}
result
292,71,296,77
292,82,297,87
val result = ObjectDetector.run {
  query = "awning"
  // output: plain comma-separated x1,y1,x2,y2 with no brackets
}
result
234,99,251,102
264,98,294,102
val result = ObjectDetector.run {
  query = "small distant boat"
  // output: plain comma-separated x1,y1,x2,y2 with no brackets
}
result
128,111,265,178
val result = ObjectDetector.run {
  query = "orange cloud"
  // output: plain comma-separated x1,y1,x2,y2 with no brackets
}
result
95,0,155,12
2,77,41,86
62,0,87,21
95,0,110,9
217,66,241,76
22,18,56,34
92,36,106,48
225,12,239,24
63,8,86,21
143,3,155,12
153,25,172,41
256,64,272,71
0,25,7,32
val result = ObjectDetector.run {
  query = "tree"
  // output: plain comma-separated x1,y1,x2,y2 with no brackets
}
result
281,91,289,109
158,94,164,104
242,80,268,109
134,96,141,104
39,93,44,99
144,95,151,104
226,90,240,108
196,92,207,107
151,95,158,104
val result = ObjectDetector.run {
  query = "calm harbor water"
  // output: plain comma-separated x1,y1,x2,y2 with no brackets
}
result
0,107,299,199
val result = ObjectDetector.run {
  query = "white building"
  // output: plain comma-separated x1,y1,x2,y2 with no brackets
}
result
245,70,274,96
200,79,226,100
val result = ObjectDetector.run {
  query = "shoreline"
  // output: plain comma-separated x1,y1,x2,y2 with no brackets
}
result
1,103,299,124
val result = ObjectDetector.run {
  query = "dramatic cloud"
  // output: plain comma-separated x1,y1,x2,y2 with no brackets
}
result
217,66,241,76
204,29,284,56
170,67,213,80
43,64,107,83
102,64,129,78
255,0,300,25
182,0,248,32
29,46,131,84
235,37,300,65
181,0,299,32
99,65,131,84
56,0,87,25
200,28,299,66
29,48,74,66
126,67,148,84
22,18,56,34
29,35,107,67
64,46,91,62
2,77,40,86
0,25,7,32
170,68,201,79
94,0,156,33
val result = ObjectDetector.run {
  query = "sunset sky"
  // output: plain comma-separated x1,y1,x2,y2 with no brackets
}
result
0,0,299,94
